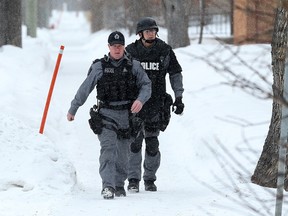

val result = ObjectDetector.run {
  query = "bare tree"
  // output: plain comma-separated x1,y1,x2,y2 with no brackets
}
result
124,0,150,35
251,1,288,190
24,0,38,38
198,0,206,44
102,0,126,29
185,0,288,192
38,0,51,28
162,0,191,48
191,1,288,192
194,140,279,216
123,0,164,35
0,0,22,47
88,0,104,33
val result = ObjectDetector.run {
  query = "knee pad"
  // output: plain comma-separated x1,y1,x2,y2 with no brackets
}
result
130,135,143,153
145,136,159,156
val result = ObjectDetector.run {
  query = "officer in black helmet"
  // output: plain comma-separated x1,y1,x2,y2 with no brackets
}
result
126,17,184,192
67,31,151,199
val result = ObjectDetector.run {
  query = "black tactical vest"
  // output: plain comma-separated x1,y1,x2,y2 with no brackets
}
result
126,38,170,99
96,57,138,102
126,39,171,118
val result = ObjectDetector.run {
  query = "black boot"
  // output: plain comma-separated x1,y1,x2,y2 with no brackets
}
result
115,186,126,197
144,180,157,191
127,178,140,192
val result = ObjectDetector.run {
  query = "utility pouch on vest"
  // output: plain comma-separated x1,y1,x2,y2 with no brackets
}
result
130,115,144,138
88,105,103,135
159,93,173,131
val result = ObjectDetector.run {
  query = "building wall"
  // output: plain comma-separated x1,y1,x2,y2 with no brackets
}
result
234,0,276,44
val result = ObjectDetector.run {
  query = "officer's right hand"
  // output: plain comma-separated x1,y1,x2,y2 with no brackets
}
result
131,100,143,113
67,112,75,121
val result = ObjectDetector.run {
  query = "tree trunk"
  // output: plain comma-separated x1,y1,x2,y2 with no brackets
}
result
124,0,151,35
25,0,37,38
102,0,125,29
162,0,191,48
0,0,8,47
198,0,206,44
251,5,288,190
0,0,22,47
38,0,50,28
89,0,104,33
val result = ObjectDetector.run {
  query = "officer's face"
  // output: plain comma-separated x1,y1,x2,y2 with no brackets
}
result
142,29,157,40
108,44,125,60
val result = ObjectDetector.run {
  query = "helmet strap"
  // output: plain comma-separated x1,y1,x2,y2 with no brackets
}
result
143,39,155,44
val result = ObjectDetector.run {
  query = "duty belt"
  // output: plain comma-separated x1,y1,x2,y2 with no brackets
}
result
99,101,132,110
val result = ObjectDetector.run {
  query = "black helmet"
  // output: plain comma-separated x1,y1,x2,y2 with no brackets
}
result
136,17,159,35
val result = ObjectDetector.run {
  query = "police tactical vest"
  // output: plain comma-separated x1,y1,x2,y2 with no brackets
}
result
96,57,138,102
126,39,170,99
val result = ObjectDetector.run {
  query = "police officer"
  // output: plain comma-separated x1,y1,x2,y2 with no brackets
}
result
126,17,184,192
67,31,151,199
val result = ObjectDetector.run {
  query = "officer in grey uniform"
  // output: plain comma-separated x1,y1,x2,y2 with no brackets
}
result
67,31,151,199
126,17,184,192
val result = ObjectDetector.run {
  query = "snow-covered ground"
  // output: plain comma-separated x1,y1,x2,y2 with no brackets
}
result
0,11,284,216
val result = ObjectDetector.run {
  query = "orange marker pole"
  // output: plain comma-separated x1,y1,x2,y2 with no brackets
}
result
39,45,65,134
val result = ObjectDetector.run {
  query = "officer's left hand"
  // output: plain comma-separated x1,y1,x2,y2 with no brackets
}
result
131,100,143,113
172,97,184,115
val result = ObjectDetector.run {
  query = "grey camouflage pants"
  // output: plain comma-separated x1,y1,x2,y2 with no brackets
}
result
97,108,131,189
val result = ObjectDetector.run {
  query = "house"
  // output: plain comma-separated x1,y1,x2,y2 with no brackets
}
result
233,0,276,44
191,0,276,44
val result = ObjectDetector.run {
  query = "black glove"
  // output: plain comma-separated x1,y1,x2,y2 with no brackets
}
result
172,97,184,115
